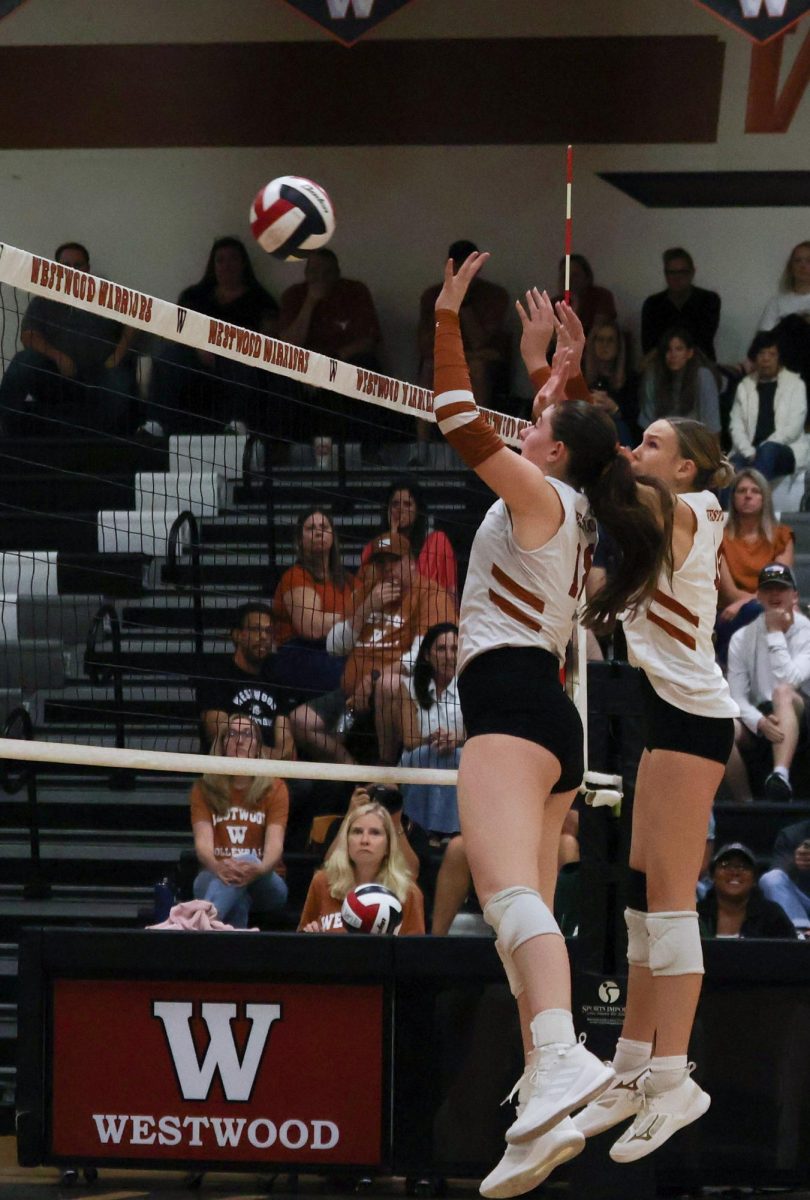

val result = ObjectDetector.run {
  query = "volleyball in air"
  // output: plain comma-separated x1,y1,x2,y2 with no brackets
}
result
249,175,335,260
341,884,404,936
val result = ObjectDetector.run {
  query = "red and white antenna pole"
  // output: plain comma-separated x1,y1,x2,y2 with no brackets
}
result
564,144,573,305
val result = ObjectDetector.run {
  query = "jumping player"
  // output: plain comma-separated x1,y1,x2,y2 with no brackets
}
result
432,251,672,1197
575,418,738,1161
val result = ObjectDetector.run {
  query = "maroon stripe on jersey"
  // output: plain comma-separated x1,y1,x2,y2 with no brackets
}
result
647,610,697,651
489,588,543,633
491,563,546,614
652,588,699,628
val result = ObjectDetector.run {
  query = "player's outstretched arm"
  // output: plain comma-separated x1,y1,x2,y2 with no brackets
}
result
432,253,564,525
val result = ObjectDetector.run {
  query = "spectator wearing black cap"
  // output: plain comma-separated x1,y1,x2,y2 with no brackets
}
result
417,240,510,410
725,563,810,802
698,843,798,939
729,331,808,481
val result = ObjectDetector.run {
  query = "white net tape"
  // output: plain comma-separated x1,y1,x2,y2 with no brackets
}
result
0,242,528,447
0,736,458,786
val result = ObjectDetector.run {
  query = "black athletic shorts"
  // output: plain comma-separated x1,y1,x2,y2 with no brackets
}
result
640,674,734,765
457,646,584,794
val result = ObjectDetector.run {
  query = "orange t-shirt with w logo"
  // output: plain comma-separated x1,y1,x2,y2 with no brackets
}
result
190,779,288,861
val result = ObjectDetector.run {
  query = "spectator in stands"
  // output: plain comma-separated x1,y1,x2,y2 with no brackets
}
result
638,326,721,433
272,509,355,703
298,800,425,933
431,835,472,935
417,240,510,409
290,533,457,765
278,247,385,447
759,818,810,936
698,842,798,939
725,563,810,802
0,241,139,436
716,470,795,664
641,247,721,359
728,331,808,481
552,253,617,336
758,241,810,333
360,476,458,595
399,622,464,838
196,601,294,758
279,248,381,366
582,319,638,446
317,783,426,884
190,714,288,927
144,236,279,436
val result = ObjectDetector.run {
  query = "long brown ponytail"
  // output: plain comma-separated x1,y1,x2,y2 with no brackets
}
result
550,403,673,626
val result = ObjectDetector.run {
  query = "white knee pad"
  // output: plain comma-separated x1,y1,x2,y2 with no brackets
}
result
484,887,561,998
646,911,704,977
494,939,524,998
625,907,650,968
484,887,561,952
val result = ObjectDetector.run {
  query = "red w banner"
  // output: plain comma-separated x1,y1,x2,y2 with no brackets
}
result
280,0,418,45
693,0,810,43
51,979,385,1164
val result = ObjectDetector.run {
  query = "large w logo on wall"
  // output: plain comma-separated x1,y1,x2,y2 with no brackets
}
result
281,0,417,45
694,0,810,43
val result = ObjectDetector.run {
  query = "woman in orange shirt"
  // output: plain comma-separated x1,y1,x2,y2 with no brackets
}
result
272,508,355,700
360,477,457,596
191,714,289,927
298,801,425,934
716,469,794,664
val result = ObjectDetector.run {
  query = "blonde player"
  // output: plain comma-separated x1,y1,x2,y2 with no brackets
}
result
432,252,673,1197
575,419,738,1161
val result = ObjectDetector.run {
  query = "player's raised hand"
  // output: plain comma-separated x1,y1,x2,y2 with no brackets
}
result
435,252,490,315
553,300,586,370
516,288,555,375
534,346,574,415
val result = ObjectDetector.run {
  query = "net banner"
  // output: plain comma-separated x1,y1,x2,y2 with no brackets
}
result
0,242,526,447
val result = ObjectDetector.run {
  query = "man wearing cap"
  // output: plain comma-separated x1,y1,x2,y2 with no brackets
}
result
725,562,810,802
698,843,797,939
290,533,457,764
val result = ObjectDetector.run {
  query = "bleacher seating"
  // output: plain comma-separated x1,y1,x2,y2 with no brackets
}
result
2,427,810,1135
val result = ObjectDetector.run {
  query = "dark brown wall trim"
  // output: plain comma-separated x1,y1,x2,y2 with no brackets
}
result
600,171,810,207
0,37,724,149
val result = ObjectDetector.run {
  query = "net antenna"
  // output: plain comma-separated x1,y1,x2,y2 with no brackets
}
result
570,618,623,809
563,145,573,306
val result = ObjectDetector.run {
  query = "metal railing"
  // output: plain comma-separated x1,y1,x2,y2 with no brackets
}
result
0,705,50,898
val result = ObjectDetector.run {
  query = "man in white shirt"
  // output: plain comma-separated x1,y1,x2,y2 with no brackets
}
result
725,563,810,802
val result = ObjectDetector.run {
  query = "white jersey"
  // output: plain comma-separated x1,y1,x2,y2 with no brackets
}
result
622,491,739,718
457,480,596,676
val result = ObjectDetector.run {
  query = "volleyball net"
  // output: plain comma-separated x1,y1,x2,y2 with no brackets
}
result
0,241,540,793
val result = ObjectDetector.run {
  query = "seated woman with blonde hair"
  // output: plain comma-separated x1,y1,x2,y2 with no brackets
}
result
191,713,289,927
298,801,425,934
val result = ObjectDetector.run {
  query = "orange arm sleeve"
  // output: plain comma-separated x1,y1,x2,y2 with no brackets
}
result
433,309,505,469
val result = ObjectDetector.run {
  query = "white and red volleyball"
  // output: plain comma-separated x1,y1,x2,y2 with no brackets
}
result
341,884,403,936
249,175,335,260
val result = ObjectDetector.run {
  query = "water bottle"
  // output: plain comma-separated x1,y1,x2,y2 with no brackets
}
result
153,875,175,923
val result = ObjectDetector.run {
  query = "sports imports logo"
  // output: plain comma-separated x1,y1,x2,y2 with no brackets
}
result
693,0,810,43
598,980,622,1004
280,0,417,46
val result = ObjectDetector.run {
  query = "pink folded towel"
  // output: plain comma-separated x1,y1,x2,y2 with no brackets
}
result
147,899,258,931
